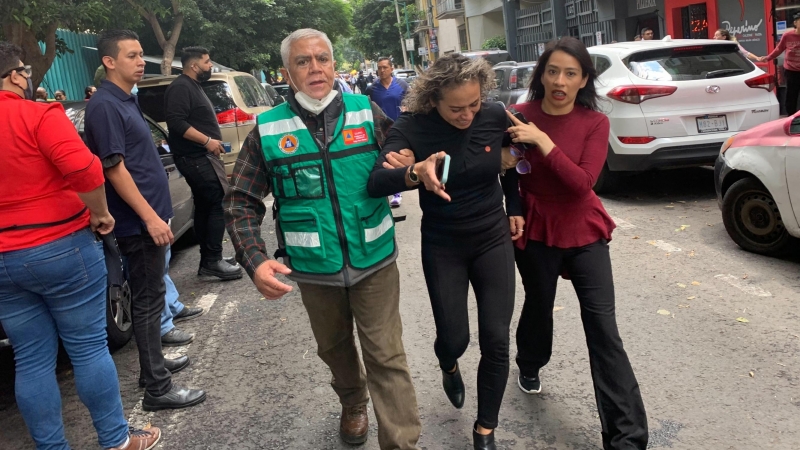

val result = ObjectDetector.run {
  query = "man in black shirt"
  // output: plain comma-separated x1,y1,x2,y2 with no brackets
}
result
165,46,242,280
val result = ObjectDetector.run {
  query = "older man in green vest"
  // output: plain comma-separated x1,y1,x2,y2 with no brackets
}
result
223,28,421,449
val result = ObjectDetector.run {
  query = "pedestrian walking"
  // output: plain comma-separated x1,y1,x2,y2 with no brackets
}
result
0,41,161,450
164,46,243,280
84,29,206,412
503,36,648,449
366,57,410,208
356,70,367,93
761,12,800,115
368,54,522,450
224,28,421,449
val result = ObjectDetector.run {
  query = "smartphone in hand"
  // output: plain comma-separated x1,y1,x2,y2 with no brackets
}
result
435,154,451,185
507,107,531,151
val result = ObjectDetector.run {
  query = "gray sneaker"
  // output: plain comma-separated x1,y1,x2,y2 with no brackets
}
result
161,328,194,347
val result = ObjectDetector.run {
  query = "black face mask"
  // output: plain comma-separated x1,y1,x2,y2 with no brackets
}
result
196,67,212,83
20,77,33,100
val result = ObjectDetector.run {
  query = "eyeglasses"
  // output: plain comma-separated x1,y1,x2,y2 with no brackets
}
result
1,65,32,78
509,145,532,174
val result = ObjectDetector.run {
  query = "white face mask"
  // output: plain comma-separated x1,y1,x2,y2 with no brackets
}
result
287,71,337,115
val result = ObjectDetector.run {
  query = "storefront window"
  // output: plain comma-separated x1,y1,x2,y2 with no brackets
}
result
679,3,708,39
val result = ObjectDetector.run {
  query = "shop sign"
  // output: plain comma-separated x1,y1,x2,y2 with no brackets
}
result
718,0,766,55
636,0,656,9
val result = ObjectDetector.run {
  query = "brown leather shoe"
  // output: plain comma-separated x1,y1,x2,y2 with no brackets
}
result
339,405,368,445
109,426,161,450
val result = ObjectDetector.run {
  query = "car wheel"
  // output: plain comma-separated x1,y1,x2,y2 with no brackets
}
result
721,177,797,256
106,280,133,349
593,162,616,194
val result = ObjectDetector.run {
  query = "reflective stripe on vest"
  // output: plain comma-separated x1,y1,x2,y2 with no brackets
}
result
258,94,395,275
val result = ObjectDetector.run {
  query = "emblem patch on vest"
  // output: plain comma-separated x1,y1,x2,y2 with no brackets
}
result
278,134,299,154
343,127,369,146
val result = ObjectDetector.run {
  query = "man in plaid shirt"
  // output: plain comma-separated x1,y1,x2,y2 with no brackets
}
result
223,28,420,449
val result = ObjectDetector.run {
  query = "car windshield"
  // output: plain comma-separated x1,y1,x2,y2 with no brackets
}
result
625,44,754,81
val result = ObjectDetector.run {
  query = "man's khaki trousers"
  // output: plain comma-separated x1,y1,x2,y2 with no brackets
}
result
297,262,421,450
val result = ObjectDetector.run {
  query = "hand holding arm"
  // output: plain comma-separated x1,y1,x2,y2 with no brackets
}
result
382,149,415,169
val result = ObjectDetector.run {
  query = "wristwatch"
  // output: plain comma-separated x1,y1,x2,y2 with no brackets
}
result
408,164,420,184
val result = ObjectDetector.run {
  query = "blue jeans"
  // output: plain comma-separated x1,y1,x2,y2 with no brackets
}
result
0,228,129,449
160,245,184,336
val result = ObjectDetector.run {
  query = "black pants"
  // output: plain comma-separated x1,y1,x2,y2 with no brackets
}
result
785,69,800,116
117,231,172,396
420,211,515,430
175,155,226,263
515,239,647,449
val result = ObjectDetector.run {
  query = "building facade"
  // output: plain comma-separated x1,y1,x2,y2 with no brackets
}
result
510,0,666,62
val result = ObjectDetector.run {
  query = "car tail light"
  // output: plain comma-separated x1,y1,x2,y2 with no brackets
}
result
216,107,256,128
618,136,656,144
720,135,736,154
745,73,775,91
606,85,677,104
509,69,518,89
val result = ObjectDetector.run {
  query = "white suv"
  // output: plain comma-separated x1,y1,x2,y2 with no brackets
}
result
514,39,779,192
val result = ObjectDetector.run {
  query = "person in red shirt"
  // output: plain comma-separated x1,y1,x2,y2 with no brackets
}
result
0,42,160,450
762,12,800,115
504,37,648,449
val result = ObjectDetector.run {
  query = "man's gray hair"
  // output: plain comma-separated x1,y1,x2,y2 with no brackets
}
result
281,29,334,68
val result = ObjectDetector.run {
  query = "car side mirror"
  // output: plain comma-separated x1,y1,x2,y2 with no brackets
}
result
788,116,800,135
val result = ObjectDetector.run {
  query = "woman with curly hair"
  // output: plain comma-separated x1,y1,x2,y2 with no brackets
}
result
504,36,648,449
368,54,523,450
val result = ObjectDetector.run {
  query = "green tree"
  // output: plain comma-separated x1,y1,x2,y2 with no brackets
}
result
159,0,352,74
0,0,116,88
482,36,506,51
117,0,208,75
350,0,404,62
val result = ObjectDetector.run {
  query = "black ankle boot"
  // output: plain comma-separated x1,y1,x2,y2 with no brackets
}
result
473,422,496,450
441,363,465,409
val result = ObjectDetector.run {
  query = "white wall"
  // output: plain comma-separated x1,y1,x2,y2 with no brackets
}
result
437,19,462,54
467,10,505,50
464,0,502,17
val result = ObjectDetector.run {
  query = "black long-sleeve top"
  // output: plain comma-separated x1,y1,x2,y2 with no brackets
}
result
164,74,222,157
367,101,522,225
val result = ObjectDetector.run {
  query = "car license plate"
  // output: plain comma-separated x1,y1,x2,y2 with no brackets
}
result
696,114,728,133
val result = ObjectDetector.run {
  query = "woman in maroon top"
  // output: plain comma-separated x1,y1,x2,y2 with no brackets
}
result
504,37,648,449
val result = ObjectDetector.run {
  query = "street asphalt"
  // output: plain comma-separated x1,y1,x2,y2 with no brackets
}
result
0,167,798,449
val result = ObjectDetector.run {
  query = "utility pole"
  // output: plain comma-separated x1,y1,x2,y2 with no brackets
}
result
393,0,410,68
403,4,415,68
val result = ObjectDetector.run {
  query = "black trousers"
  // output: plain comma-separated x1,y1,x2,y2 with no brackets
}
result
785,69,800,116
175,155,226,263
515,239,648,450
117,231,172,396
421,211,515,430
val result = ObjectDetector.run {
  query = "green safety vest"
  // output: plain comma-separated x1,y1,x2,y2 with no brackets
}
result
259,93,396,285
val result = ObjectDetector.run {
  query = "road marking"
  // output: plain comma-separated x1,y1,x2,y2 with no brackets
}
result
714,274,772,297
158,301,237,432
647,240,682,252
127,293,219,428
612,217,636,229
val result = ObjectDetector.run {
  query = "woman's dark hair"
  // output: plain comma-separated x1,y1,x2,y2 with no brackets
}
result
715,28,734,41
526,36,600,112
84,85,95,98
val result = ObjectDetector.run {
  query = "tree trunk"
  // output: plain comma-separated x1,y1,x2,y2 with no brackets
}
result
161,43,176,75
2,21,58,90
